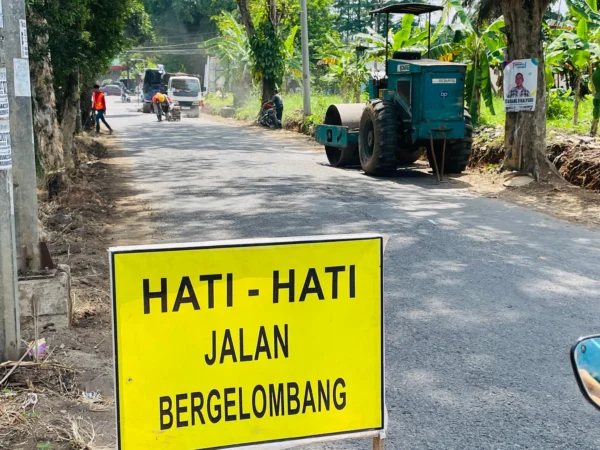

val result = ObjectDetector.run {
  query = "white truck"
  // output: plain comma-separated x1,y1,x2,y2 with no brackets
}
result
166,74,202,118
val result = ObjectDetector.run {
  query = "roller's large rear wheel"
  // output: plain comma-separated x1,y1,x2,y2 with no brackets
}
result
426,110,473,174
358,99,399,175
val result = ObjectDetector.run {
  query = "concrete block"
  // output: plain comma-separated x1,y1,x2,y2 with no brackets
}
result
19,264,72,329
220,107,235,118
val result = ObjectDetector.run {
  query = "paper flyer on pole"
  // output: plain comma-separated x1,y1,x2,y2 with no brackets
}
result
0,121,11,170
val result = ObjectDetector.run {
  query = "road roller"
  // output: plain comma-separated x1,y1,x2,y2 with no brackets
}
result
315,2,473,176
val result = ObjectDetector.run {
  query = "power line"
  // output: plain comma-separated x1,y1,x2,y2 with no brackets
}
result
123,49,208,55
150,30,218,39
132,41,206,50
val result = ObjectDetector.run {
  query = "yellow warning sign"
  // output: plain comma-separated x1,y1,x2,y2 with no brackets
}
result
110,234,384,449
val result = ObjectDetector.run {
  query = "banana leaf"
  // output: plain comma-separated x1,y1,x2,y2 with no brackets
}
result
393,14,414,49
479,49,495,115
568,0,600,23
427,43,454,60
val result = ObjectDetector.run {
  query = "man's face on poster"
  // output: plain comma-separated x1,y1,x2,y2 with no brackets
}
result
515,73,524,88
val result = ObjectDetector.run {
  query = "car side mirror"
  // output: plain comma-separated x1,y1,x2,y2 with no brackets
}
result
571,335,600,411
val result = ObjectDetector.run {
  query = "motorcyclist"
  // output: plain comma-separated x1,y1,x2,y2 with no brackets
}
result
272,89,283,129
152,92,172,122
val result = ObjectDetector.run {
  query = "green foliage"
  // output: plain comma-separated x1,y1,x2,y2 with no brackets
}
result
547,88,574,119
283,25,302,82
284,0,335,57
35,443,52,450
447,1,505,124
206,12,253,87
546,0,600,122
249,18,285,90
317,33,369,102
332,0,380,39
142,0,236,75
205,91,346,132
479,94,595,134
143,0,236,25
125,2,155,46
28,0,153,110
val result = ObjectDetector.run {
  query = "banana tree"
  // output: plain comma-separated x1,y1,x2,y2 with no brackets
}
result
460,18,505,123
206,12,253,101
317,34,369,102
546,29,600,124
354,12,455,63
445,0,506,124
283,25,302,85
561,0,600,124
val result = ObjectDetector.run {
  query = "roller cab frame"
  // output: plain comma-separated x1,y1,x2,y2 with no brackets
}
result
315,2,473,176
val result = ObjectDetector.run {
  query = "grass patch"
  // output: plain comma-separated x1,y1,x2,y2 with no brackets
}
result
207,90,596,136
204,91,347,134
479,95,594,134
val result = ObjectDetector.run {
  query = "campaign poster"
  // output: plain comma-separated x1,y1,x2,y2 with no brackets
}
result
503,59,538,113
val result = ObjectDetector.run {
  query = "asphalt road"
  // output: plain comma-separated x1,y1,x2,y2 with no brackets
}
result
107,97,600,449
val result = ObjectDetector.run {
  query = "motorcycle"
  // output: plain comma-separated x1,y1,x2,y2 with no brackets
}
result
121,90,131,103
572,335,600,410
258,101,280,129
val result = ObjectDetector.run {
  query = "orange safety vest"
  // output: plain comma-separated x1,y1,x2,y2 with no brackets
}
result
93,92,106,111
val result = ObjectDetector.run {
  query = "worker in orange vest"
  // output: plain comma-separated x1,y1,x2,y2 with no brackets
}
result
92,84,113,134
152,92,172,122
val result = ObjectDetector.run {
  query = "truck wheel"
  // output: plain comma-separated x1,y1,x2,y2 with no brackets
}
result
358,100,399,175
426,111,473,174
142,102,151,114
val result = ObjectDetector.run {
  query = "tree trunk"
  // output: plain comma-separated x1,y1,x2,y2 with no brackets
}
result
28,13,64,173
574,71,581,126
262,79,276,104
237,0,255,37
469,50,480,122
75,98,82,134
61,71,79,168
355,86,361,103
269,0,277,28
80,88,94,131
496,66,504,97
499,0,551,178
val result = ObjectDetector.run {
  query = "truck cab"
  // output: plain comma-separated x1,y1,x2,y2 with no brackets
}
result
167,76,202,118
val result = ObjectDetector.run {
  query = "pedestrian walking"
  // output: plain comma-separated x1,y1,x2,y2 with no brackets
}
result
92,84,113,134
272,89,283,129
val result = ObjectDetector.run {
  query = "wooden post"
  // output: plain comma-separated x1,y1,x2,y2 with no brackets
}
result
373,436,384,450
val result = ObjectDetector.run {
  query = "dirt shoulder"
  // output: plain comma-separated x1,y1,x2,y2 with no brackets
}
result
0,134,154,450
452,170,600,228
464,125,600,228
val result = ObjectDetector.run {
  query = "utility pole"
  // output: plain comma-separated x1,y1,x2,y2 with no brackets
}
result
300,0,311,116
0,170,20,362
4,0,41,274
0,0,23,361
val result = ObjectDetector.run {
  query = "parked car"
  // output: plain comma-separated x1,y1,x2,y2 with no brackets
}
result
100,85,122,96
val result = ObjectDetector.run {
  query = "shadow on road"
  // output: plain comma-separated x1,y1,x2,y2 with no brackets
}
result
105,109,600,449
